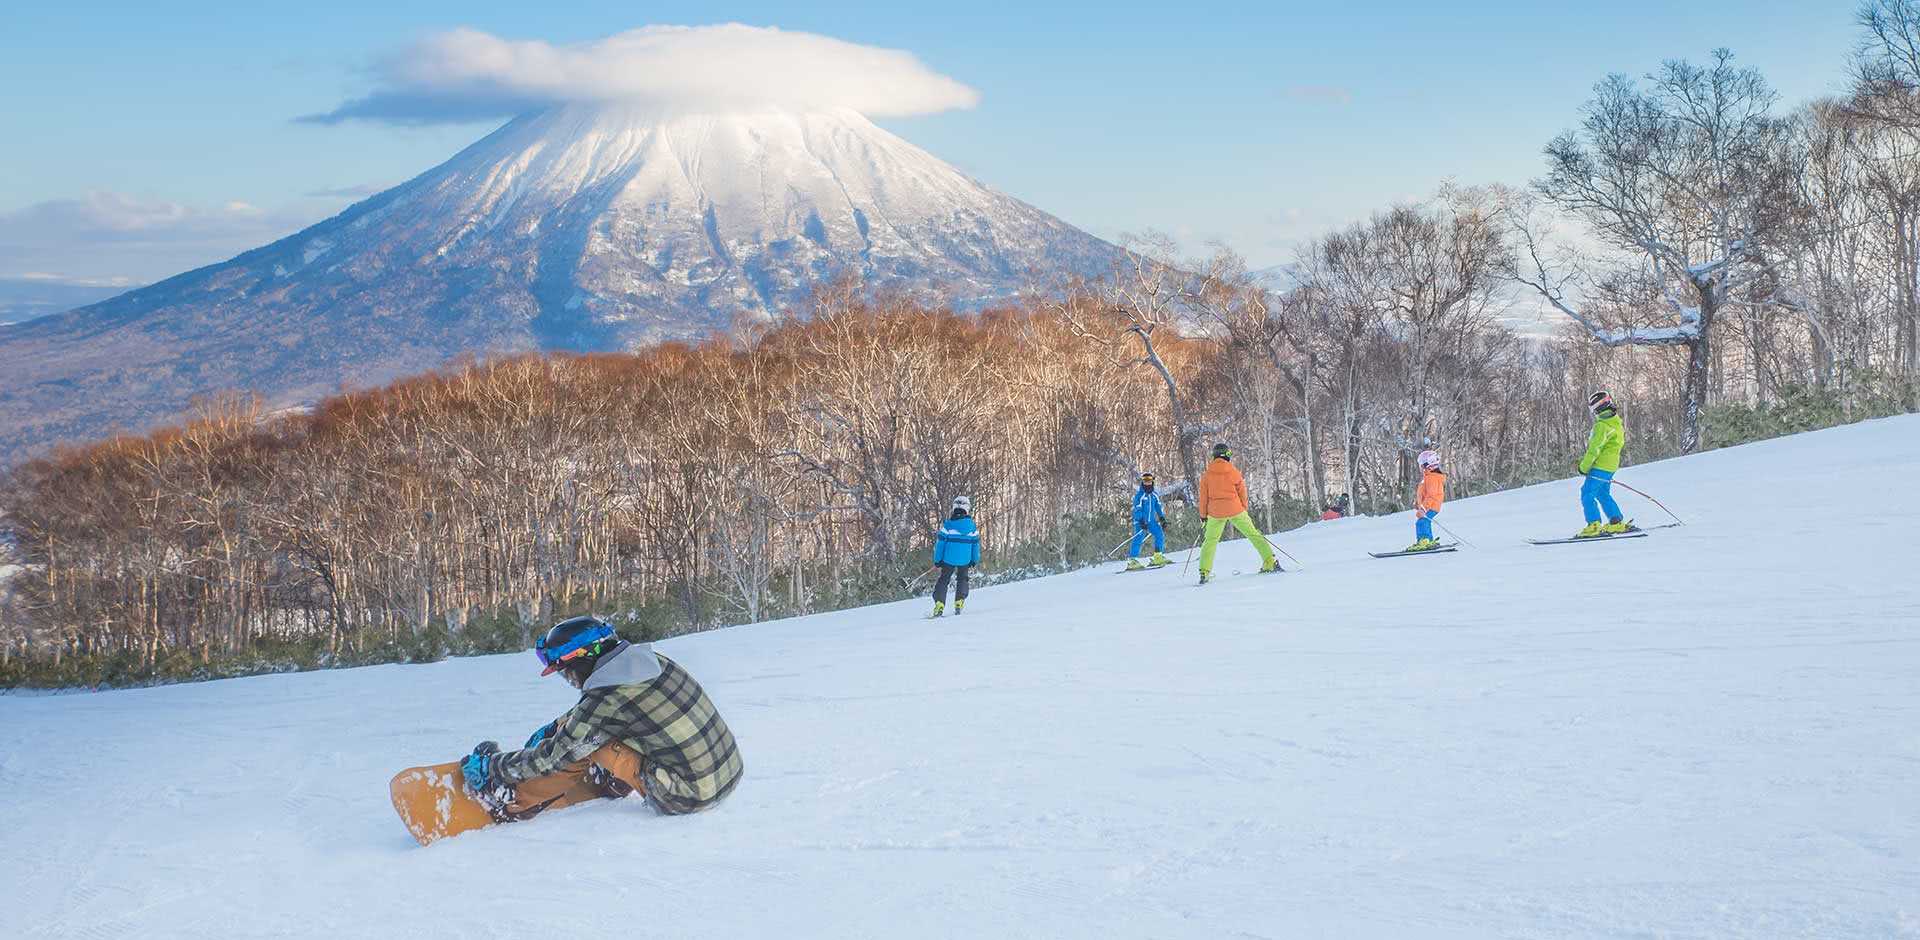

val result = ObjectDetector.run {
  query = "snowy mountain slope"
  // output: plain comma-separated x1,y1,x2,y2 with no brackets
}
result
0,106,1121,463
3,417,1918,938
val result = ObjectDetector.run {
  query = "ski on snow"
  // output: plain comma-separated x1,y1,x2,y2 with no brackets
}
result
1115,564,1171,574
1369,544,1459,559
1197,567,1283,586
1528,520,1685,545
1528,530,1649,545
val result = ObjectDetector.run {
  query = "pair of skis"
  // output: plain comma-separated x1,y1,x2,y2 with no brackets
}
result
1115,559,1281,584
1526,521,1681,545
1373,522,1681,557
1198,566,1284,586
1369,543,1460,559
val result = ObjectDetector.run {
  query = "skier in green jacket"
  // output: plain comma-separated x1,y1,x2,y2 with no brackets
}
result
1575,391,1632,538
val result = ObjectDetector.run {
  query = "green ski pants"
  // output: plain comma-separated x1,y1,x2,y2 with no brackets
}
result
1198,512,1275,574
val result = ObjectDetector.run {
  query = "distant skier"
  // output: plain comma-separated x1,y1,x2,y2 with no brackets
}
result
1196,443,1278,584
1126,471,1170,570
1404,449,1446,551
457,616,743,824
930,495,980,617
1575,391,1633,538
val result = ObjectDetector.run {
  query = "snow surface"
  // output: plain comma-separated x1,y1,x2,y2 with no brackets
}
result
4,418,1919,938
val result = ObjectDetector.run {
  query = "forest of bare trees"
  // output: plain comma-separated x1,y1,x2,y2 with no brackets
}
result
4,4,1920,686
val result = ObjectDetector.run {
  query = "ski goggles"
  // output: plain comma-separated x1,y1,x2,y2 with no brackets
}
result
535,622,616,675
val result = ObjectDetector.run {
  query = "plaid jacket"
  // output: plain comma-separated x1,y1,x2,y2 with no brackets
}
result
491,650,744,815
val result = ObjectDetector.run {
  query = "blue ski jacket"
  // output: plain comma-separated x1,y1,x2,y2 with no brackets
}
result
1131,486,1166,524
933,514,980,567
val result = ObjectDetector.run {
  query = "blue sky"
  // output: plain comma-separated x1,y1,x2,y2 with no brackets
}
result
0,1,1864,284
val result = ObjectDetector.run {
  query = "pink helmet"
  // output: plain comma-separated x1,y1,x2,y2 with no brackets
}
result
1418,449,1441,470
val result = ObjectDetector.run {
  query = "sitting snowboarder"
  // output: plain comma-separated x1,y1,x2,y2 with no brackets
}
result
930,495,980,617
1404,449,1446,552
458,616,744,822
1126,471,1170,570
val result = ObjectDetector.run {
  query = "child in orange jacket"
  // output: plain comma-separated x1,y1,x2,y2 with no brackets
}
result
1407,449,1445,551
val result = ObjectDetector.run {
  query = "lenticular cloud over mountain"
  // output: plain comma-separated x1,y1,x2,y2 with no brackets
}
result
302,24,983,125
0,55,1118,462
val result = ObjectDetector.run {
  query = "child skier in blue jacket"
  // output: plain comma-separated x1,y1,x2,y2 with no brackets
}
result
1126,472,1169,570
930,496,980,618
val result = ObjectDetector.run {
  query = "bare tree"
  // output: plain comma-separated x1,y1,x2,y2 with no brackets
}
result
1508,50,1791,451
1054,235,1218,495
1852,2,1920,404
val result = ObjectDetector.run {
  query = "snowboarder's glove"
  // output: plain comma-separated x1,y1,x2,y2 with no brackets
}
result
461,751,493,791
525,721,557,749
461,740,500,791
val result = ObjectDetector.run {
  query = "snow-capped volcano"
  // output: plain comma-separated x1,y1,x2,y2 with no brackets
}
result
0,106,1120,462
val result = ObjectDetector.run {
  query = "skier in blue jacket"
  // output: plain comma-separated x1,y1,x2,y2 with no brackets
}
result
930,495,980,618
1125,471,1170,571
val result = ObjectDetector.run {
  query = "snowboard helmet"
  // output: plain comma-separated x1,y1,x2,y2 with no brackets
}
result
1418,449,1441,471
1588,390,1615,417
1139,471,1155,489
952,495,972,513
535,616,620,677
1211,443,1232,460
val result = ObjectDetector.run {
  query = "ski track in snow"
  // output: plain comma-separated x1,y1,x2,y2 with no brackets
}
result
4,416,1920,938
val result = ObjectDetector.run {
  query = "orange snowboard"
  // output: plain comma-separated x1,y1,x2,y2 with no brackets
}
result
390,761,499,846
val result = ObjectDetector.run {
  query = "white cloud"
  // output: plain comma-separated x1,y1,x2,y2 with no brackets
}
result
12,272,139,287
0,192,328,283
300,24,982,126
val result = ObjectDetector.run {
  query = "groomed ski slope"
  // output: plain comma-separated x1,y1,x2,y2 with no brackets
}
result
4,417,1918,939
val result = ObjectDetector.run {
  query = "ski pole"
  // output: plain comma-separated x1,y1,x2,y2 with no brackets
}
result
1267,538,1303,570
904,566,936,592
1179,521,1204,577
1610,479,1685,526
1433,517,1474,548
1101,534,1133,561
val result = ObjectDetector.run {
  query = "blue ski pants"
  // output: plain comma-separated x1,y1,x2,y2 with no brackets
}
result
1415,510,1437,542
1581,469,1622,524
1129,517,1166,557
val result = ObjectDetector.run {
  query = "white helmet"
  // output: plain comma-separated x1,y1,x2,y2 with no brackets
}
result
952,495,972,512
1417,450,1441,470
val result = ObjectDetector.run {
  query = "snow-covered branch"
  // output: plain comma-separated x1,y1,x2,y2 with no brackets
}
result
1508,223,1702,348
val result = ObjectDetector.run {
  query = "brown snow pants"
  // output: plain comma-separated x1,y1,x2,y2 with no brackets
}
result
504,741,648,819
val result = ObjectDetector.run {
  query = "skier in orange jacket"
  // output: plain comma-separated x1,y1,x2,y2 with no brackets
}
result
1195,443,1278,584
1405,449,1446,552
